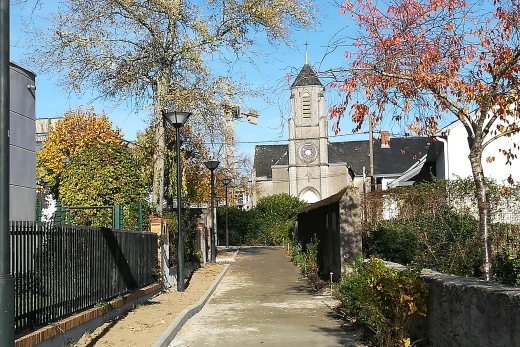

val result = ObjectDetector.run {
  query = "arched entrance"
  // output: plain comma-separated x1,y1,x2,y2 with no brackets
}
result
299,187,320,203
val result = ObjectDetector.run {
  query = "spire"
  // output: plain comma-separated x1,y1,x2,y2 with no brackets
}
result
290,63,322,88
304,41,309,64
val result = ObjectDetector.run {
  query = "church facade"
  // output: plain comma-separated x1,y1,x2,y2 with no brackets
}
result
252,63,431,204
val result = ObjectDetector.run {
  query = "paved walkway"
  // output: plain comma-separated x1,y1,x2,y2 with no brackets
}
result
170,247,360,346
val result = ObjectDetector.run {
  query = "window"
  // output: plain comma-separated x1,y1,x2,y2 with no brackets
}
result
302,92,311,118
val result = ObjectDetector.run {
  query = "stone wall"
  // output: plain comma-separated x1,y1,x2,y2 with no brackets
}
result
385,261,520,347
421,271,520,347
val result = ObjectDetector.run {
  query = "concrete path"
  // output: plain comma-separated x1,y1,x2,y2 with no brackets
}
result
170,247,360,347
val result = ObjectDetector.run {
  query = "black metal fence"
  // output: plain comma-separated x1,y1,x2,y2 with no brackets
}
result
10,222,158,335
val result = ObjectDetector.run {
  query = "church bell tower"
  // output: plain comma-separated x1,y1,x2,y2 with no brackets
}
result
288,59,328,203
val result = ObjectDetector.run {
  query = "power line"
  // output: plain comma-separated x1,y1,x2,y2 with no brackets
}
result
201,131,370,145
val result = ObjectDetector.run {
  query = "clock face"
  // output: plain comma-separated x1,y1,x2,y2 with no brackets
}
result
299,144,317,163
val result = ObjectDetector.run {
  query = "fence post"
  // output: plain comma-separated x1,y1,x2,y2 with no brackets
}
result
36,200,42,222
55,200,63,224
119,204,124,230
138,202,143,232
112,205,119,229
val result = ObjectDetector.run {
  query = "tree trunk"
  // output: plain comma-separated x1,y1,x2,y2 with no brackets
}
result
469,148,492,281
151,75,168,216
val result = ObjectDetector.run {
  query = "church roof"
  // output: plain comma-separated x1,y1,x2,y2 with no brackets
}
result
328,137,431,176
290,63,323,88
253,137,431,179
254,144,288,179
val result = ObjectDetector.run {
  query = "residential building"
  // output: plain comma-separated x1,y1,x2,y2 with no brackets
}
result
388,119,520,188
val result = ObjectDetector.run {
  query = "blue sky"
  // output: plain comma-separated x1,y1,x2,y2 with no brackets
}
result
9,1,407,159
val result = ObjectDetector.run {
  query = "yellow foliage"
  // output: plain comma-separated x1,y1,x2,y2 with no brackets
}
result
37,106,123,196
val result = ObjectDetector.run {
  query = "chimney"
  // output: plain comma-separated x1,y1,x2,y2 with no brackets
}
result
380,131,390,148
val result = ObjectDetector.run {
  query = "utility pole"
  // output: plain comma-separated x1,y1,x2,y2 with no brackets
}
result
223,87,236,178
0,0,14,345
368,113,374,191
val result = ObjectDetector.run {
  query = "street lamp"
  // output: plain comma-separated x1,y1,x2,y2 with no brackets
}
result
214,196,221,247
163,110,191,292
221,178,232,249
203,159,219,262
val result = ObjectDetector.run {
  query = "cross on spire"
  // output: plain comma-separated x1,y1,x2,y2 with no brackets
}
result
304,41,309,64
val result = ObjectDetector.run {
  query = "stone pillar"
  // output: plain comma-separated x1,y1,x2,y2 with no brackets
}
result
150,217,172,288
338,188,363,273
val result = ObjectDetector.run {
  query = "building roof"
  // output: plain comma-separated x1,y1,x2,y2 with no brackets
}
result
302,186,350,213
290,63,323,88
254,137,431,179
254,144,288,179
328,137,431,176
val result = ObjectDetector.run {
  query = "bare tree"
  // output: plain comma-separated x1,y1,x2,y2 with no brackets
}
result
24,0,317,215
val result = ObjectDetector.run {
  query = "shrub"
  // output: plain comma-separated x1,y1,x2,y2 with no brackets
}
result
364,178,520,284
216,193,305,246
365,204,480,278
364,219,418,265
289,237,323,290
493,250,520,286
336,257,428,347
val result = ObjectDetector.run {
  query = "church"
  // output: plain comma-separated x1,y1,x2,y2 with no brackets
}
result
252,62,431,204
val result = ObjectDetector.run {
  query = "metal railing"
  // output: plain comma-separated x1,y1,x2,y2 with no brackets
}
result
11,221,158,335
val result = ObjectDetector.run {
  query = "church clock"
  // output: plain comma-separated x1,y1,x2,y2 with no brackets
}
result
299,143,317,163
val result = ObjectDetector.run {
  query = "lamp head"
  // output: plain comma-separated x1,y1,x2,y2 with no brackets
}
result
221,178,232,186
203,160,220,171
162,110,191,128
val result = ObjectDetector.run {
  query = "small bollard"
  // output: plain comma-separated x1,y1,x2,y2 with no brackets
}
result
330,272,333,297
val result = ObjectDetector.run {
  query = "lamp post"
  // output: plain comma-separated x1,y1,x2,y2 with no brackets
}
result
214,196,220,247
163,110,191,292
221,178,232,249
0,0,13,344
203,159,219,262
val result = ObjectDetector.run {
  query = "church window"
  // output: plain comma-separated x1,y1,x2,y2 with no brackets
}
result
302,92,311,118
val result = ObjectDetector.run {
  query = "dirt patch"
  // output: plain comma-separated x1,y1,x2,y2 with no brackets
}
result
216,250,236,259
74,263,225,347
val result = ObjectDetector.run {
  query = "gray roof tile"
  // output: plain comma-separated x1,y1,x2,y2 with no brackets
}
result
254,137,430,179
291,64,323,88
328,137,431,176
254,145,288,179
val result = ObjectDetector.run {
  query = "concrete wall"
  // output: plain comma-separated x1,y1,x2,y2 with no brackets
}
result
272,166,289,195
10,62,36,221
328,164,350,196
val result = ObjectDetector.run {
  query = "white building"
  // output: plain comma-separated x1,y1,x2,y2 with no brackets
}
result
389,119,520,188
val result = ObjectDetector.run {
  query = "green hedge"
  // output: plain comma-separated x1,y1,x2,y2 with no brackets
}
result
217,193,305,246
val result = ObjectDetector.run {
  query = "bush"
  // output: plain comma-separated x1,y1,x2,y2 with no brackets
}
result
216,193,305,246
364,219,418,266
493,250,520,286
289,237,323,290
335,257,428,347
364,178,520,284
365,204,480,278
